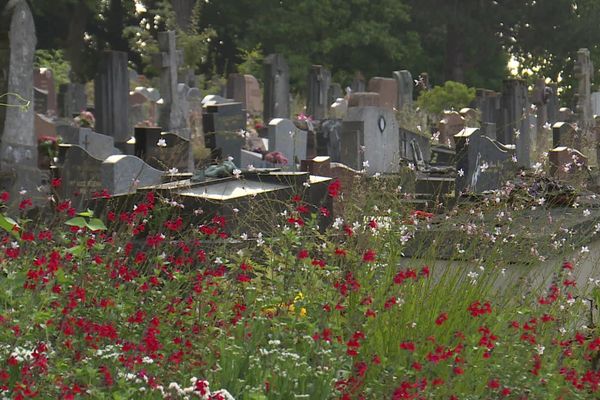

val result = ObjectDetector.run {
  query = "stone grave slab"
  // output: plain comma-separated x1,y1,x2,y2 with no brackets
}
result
134,127,192,172
101,154,163,195
227,73,262,115
33,68,57,116
57,125,121,160
95,51,129,145
263,53,290,121
393,70,413,110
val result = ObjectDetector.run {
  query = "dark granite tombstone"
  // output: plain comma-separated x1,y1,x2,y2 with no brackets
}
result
399,128,431,164
552,122,580,150
454,127,516,195
202,102,246,163
226,73,262,115
319,119,343,161
306,65,331,120
59,144,104,203
58,83,87,118
134,127,192,172
263,53,290,122
500,79,531,167
95,51,130,146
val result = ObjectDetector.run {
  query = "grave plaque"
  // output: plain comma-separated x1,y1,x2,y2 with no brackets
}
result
202,101,246,163
306,65,331,120
263,53,290,122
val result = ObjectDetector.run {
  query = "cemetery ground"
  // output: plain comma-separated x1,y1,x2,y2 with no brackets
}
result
2,173,600,399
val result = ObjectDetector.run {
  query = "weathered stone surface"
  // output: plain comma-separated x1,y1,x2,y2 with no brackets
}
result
58,83,87,118
393,70,413,110
500,79,531,167
227,73,262,115
341,106,400,174
101,154,163,195
367,77,398,110
57,125,121,160
306,65,331,120
575,48,594,130
348,92,380,108
33,68,57,116
268,118,307,169
0,0,41,198
263,54,290,122
454,127,516,195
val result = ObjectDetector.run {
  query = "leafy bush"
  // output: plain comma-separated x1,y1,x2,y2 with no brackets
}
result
34,49,71,89
417,80,476,116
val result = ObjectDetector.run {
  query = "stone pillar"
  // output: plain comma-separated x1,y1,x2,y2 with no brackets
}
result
306,65,331,120
95,51,130,144
263,53,290,122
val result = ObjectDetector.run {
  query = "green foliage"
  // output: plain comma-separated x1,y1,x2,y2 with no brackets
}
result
178,29,216,70
416,81,476,116
34,50,71,88
237,45,265,80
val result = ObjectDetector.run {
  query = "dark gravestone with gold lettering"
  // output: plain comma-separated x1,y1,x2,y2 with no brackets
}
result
202,101,246,163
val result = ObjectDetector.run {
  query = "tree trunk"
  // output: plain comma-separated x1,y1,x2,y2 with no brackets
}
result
445,21,466,83
171,0,197,32
65,0,90,83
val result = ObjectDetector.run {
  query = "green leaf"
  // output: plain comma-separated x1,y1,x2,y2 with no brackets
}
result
78,209,94,217
69,244,86,258
65,217,87,228
0,214,20,238
86,218,107,231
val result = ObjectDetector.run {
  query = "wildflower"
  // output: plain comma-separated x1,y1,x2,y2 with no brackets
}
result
435,313,448,326
157,138,167,147
362,249,376,263
328,179,341,198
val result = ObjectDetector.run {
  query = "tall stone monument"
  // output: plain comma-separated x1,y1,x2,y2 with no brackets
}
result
0,0,41,197
393,70,413,110
95,51,130,146
574,48,594,130
153,31,188,138
306,65,331,120
263,53,290,122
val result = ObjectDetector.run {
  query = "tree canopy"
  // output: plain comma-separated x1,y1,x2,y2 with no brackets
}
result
27,0,600,98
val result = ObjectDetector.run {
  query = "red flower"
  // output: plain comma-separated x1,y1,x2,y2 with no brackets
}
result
328,179,341,198
435,313,448,326
297,249,309,259
0,191,9,202
51,178,62,188
362,249,376,263
400,341,415,352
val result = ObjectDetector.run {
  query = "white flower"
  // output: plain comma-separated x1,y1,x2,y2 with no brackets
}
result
511,155,518,163
168,167,179,174
480,162,489,172
232,169,242,178
227,156,234,162
362,160,370,168
303,181,311,188
416,125,422,132
157,138,167,147
19,189,27,195
581,246,590,253
458,168,464,177
537,197,545,206
247,164,256,171
408,163,415,171
535,344,545,355
543,122,552,130
256,232,264,247
584,209,591,217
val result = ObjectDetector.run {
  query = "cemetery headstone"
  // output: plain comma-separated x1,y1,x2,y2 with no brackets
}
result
34,113,57,140
57,125,121,160
348,92,380,108
340,106,400,175
393,70,413,110
135,126,192,172
33,68,57,116
549,146,587,179
202,101,246,163
95,51,130,146
0,0,41,197
226,73,262,115
268,118,308,169
474,89,500,126
351,72,366,92
327,83,343,110
500,79,531,167
319,119,343,162
306,65,331,120
58,83,87,118
437,111,465,147
59,145,103,203
399,128,431,165
367,77,398,110
454,127,516,195
574,48,594,130
153,31,188,138
552,122,581,150
101,154,163,195
263,53,290,122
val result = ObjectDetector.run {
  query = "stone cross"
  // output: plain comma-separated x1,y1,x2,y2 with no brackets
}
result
307,65,331,120
153,31,186,137
263,53,290,122
574,48,594,130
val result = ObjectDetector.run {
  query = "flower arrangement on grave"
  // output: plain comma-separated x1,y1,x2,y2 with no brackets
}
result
264,151,288,165
73,110,95,129
37,135,61,169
